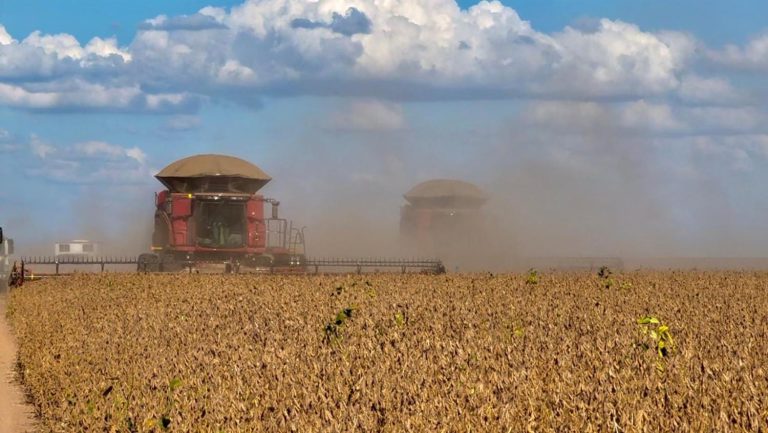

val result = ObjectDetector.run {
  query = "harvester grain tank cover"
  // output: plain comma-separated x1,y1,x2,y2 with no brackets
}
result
156,154,272,194
404,179,488,209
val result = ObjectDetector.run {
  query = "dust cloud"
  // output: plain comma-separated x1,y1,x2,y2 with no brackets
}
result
7,186,153,258
6,100,768,271
67,187,155,257
263,100,768,271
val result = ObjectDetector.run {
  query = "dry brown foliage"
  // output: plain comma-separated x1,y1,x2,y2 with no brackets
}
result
7,271,768,432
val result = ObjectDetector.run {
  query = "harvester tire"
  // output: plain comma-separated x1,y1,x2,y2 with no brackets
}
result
250,254,274,268
159,255,182,272
137,254,160,273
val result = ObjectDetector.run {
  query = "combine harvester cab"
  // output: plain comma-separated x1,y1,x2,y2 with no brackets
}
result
138,154,307,273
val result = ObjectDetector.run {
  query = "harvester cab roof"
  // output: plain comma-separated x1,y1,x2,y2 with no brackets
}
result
155,154,271,194
404,179,488,210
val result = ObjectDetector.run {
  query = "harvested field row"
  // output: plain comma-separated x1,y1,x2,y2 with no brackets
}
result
7,272,768,432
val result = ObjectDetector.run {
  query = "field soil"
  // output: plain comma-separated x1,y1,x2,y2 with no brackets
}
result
0,294,36,433
6,272,768,432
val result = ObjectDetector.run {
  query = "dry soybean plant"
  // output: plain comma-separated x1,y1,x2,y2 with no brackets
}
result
7,271,768,432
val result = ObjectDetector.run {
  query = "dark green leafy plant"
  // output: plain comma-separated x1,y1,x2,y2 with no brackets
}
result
154,378,182,430
637,316,674,372
324,307,355,344
598,266,612,279
525,269,539,285
598,266,615,289
394,311,406,327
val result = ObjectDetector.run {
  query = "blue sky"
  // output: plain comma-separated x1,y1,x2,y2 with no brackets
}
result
2,0,765,44
1,0,768,258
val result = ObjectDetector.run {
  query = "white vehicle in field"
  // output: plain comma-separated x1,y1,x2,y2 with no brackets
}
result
0,227,15,291
54,240,100,258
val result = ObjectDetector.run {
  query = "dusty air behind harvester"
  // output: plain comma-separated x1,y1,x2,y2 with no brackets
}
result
138,154,306,272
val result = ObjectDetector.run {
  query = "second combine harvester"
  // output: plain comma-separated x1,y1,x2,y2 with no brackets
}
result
138,154,306,273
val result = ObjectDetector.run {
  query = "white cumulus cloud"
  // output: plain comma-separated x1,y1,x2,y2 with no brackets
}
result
709,34,768,70
30,134,56,158
0,25,15,45
0,0,765,113
25,137,152,183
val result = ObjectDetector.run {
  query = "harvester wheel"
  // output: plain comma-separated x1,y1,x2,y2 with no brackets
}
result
159,254,182,272
224,261,242,274
8,262,24,288
250,255,274,268
137,254,160,272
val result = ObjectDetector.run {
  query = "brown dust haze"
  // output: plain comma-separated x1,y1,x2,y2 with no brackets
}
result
7,100,768,271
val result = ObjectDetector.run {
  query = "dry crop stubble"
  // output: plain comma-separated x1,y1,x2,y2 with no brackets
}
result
6,271,768,432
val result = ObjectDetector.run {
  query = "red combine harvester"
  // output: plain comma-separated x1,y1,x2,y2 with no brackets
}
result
137,154,306,273
400,179,489,259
